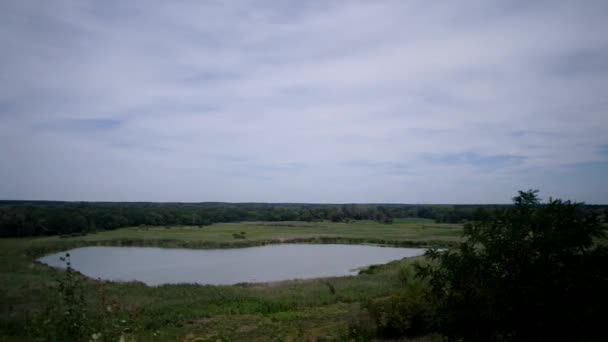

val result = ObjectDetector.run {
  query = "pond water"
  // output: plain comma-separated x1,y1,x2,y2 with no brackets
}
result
38,244,426,286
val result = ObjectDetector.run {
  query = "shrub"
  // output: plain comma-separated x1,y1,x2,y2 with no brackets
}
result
417,190,608,341
31,254,133,342
366,283,436,339
232,233,246,239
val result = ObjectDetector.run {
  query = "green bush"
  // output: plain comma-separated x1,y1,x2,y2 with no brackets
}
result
366,282,436,339
347,263,437,340
418,190,608,341
30,254,133,342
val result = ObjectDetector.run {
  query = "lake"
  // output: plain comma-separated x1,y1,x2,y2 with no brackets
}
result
38,244,426,286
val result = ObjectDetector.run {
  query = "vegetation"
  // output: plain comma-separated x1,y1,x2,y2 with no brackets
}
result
0,219,458,341
415,190,608,341
2,192,606,341
7,200,601,237
365,265,436,339
30,253,132,341
0,202,400,237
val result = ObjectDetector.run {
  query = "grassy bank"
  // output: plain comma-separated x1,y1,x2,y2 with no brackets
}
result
1,220,461,341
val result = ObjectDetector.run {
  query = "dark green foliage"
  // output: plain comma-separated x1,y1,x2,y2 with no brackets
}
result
366,283,435,339
417,190,608,341
348,264,437,340
321,281,336,295
0,202,406,237
367,286,433,338
2,200,606,237
232,232,246,239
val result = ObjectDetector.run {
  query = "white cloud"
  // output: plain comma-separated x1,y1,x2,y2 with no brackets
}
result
1,0,607,203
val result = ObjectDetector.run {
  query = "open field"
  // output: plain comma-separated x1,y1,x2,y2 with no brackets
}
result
82,218,460,242
25,219,463,255
1,220,461,341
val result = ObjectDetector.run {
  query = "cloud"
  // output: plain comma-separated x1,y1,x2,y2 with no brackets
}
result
33,118,123,132
421,152,527,171
1,0,607,203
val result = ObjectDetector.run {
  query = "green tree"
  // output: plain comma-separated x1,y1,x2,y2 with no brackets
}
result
418,190,608,341
328,207,345,222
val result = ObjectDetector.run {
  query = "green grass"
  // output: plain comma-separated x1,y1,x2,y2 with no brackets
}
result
0,220,461,341
74,219,460,242
24,220,461,256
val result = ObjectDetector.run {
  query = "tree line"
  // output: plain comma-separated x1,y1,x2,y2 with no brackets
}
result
0,202,390,237
1,200,606,238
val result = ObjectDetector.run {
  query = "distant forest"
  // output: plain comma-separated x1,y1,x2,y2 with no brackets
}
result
1,200,607,237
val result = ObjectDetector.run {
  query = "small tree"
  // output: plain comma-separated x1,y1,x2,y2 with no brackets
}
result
33,253,91,341
33,254,132,342
418,190,608,341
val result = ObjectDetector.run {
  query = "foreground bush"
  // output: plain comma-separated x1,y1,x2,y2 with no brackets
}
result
346,264,437,340
417,190,608,341
367,283,435,338
31,254,133,342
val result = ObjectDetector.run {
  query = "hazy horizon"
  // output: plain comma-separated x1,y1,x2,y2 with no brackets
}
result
2,1,607,203
2,197,607,206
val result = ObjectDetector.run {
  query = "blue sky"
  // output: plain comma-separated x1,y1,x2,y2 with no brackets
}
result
1,0,607,203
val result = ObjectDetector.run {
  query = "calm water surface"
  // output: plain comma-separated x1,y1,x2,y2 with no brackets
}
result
38,244,426,286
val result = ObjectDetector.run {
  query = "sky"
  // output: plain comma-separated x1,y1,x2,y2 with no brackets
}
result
1,0,607,204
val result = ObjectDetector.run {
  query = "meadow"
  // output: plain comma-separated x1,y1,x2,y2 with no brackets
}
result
0,219,461,341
